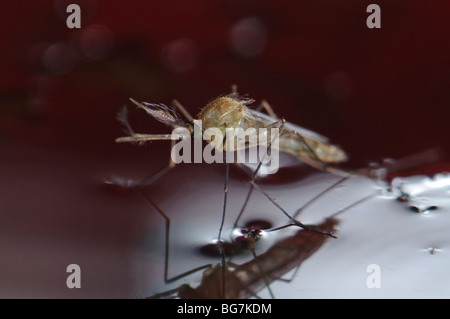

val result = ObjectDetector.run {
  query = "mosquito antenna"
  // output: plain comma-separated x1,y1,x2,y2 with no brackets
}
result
117,105,136,135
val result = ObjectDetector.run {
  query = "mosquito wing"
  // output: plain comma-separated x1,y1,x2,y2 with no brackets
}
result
246,108,348,165
246,108,330,144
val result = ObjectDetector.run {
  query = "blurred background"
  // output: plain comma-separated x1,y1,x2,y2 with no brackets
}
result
0,0,449,298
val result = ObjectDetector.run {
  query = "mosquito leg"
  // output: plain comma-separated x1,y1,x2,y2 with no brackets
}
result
249,247,275,299
233,119,285,228
117,105,135,135
260,100,278,119
293,175,350,219
264,176,352,284
294,132,328,171
133,139,178,189
225,119,286,298
109,104,182,189
172,99,194,122
232,184,254,229
233,117,337,236
146,286,184,299
139,191,212,298
107,139,178,190
250,181,335,236
217,162,230,298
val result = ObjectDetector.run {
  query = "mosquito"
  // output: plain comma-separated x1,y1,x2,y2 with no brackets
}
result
114,86,348,233
116,86,348,174
111,87,441,298
112,87,354,298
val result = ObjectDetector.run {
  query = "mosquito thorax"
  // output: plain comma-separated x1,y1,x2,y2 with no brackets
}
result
197,96,251,135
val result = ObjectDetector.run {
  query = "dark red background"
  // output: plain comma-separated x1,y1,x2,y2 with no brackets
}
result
1,0,449,167
0,0,449,298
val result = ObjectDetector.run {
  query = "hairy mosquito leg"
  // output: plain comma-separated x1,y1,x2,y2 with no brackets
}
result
293,175,350,219
139,191,212,289
108,139,177,190
226,118,286,297
117,105,136,135
266,175,351,232
232,184,254,229
264,176,353,285
111,103,181,189
250,181,336,237
233,118,285,228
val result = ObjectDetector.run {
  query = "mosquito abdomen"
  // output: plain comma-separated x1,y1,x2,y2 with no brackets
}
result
279,135,348,164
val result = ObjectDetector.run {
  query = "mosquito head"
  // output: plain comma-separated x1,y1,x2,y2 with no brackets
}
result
129,98,192,132
197,95,254,134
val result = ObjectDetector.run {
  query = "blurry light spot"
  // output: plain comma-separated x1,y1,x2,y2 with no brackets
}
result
28,75,52,113
230,17,267,58
161,38,198,74
324,72,353,100
42,42,76,75
78,25,114,60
